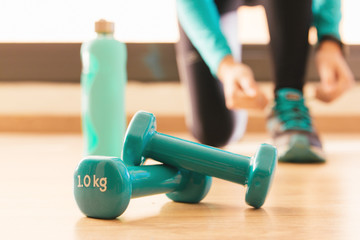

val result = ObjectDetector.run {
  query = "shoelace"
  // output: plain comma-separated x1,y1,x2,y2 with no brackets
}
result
274,97,312,132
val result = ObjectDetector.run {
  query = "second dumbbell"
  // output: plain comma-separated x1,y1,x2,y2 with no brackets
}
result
123,111,277,208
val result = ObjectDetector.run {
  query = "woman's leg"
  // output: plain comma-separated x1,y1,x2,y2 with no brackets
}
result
263,0,326,162
263,0,312,93
175,6,246,147
176,25,236,147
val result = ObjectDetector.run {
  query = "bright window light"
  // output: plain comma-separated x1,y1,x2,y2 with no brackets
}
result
0,0,359,44
0,0,179,43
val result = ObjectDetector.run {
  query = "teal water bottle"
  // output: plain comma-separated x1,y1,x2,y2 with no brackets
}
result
81,19,127,157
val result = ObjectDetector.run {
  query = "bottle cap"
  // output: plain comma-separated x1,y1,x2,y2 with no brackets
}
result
95,19,114,34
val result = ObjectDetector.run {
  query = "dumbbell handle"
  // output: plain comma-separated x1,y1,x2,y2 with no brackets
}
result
143,132,251,185
128,165,182,198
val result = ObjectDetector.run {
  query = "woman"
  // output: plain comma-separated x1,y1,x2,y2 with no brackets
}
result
175,0,354,162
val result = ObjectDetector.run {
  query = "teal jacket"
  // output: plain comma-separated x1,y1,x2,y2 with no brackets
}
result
176,0,342,75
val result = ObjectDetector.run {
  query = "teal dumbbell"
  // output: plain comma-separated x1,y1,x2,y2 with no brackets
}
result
123,111,277,208
74,156,211,219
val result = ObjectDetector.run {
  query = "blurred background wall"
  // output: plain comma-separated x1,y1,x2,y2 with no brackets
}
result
0,0,359,82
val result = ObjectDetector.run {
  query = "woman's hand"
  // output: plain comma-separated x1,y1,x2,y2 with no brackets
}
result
315,40,355,102
217,55,268,110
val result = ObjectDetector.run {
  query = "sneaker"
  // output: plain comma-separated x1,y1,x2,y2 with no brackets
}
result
267,88,326,163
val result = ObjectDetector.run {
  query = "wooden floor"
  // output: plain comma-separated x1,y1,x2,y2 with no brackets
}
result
1,132,360,239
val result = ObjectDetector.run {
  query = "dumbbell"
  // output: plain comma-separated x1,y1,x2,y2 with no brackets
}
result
122,111,277,208
74,156,212,219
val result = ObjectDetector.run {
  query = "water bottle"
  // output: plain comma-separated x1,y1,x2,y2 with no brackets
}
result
81,19,127,157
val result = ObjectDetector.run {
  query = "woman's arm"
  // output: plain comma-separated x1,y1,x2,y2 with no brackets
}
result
176,0,232,75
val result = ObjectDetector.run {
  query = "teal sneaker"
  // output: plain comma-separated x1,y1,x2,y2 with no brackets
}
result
267,88,326,163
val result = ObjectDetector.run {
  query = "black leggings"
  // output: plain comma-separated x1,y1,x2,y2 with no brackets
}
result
175,0,312,147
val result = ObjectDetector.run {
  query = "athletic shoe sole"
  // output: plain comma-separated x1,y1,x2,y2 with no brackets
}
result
278,134,326,163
